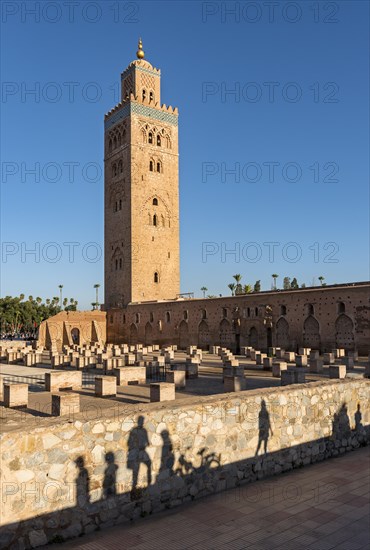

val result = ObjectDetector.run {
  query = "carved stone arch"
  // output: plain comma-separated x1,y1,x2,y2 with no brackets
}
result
220,318,234,348
71,327,80,345
249,326,258,348
141,194,171,225
165,134,171,149
276,317,290,349
303,315,321,349
109,185,125,208
335,314,354,350
198,320,210,349
179,320,189,349
111,246,123,271
144,322,153,345
129,323,138,345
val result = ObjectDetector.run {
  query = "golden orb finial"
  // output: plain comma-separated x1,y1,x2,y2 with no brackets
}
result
136,38,145,59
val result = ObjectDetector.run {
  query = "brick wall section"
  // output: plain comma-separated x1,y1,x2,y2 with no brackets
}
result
107,283,370,354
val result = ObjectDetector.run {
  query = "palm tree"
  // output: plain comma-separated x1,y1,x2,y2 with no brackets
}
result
228,283,236,296
200,286,208,298
58,285,63,306
243,284,252,293
36,297,42,305
271,274,279,290
94,283,100,306
318,276,325,286
19,294,25,301
233,274,242,294
91,302,97,310
63,297,68,308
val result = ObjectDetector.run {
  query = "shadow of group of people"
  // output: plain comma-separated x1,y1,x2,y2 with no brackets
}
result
75,401,367,506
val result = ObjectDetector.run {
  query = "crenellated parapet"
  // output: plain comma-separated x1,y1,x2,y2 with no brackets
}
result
105,96,179,131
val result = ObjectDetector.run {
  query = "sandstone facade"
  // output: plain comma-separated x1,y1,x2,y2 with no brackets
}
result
104,52,180,308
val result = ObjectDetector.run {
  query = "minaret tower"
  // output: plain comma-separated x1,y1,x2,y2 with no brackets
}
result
104,40,180,307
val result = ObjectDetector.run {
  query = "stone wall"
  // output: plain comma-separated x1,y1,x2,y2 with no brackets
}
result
107,282,370,354
1,378,369,549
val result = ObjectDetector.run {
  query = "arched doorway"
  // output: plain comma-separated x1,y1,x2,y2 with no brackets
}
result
276,317,290,349
71,327,80,345
130,323,138,345
249,327,258,349
144,322,153,345
220,318,234,348
335,314,354,350
303,316,320,349
179,320,189,349
198,320,210,349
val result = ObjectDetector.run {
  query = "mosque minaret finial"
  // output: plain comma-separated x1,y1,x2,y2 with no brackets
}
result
136,38,145,59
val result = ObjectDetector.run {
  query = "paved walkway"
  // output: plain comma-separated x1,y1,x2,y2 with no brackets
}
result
47,447,370,550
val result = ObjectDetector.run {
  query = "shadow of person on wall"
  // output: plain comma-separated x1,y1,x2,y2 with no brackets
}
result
354,403,363,432
159,429,175,476
332,402,351,441
127,415,152,498
75,456,90,507
255,399,273,456
102,451,118,499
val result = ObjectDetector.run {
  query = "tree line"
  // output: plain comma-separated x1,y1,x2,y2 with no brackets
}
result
201,274,326,297
0,295,78,338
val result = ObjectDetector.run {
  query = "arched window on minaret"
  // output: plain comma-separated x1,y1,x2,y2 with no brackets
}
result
118,133,121,147
142,89,146,102
149,91,154,102
154,272,159,283
149,160,154,172
113,136,117,149
119,199,122,210
148,132,153,144
153,198,158,206
157,135,161,146
112,163,117,177
157,162,161,173
153,214,157,226
119,258,122,269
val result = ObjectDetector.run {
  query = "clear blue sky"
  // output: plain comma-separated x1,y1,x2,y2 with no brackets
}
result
1,1,369,308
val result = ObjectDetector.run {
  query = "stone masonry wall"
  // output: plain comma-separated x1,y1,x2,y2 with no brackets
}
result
1,379,369,548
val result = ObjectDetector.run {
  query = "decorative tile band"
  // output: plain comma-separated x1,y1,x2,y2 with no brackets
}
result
105,102,178,130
